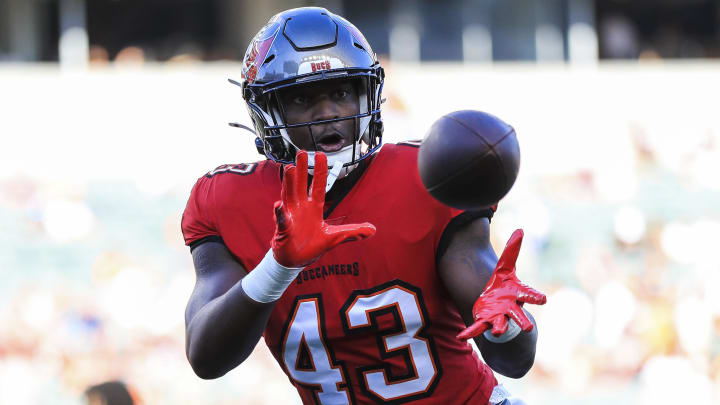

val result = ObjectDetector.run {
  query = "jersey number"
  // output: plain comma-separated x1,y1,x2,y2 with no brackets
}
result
205,163,257,177
281,281,440,404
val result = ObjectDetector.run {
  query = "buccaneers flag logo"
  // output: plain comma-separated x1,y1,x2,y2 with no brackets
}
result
242,21,281,84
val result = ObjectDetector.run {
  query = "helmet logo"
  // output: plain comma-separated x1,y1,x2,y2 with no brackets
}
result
311,61,331,72
298,56,345,75
242,22,281,84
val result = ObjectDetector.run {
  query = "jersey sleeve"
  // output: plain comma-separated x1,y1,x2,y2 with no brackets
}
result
448,204,497,221
181,175,220,249
436,204,498,261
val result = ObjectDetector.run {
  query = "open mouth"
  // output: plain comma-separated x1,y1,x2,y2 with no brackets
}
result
316,133,345,153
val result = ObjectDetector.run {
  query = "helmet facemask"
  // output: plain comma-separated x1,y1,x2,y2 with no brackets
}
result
246,68,384,177
236,7,385,188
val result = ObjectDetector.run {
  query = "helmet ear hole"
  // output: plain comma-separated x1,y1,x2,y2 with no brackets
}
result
254,137,266,155
266,134,295,162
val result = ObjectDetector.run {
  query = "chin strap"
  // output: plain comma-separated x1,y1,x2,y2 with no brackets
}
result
325,160,343,192
307,150,353,192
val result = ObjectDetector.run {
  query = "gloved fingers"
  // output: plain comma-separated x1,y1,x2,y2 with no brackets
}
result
282,164,297,204
310,152,327,202
517,284,547,306
295,150,309,200
457,319,489,340
490,315,509,336
273,200,288,232
507,306,534,332
495,229,523,275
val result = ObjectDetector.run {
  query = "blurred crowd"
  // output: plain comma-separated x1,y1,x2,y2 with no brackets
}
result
87,43,218,67
599,12,720,60
1,62,719,404
0,178,300,404
491,121,720,404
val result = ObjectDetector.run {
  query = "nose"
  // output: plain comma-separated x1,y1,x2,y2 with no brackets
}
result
310,95,340,123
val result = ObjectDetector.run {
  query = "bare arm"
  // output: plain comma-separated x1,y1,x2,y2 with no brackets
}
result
438,217,538,378
185,241,276,379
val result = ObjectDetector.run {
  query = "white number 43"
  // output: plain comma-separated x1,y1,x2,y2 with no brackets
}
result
281,281,441,404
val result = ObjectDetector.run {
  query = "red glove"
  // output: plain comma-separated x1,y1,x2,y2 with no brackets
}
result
457,229,547,341
271,150,376,267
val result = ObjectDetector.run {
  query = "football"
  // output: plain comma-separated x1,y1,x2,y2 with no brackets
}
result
417,110,520,210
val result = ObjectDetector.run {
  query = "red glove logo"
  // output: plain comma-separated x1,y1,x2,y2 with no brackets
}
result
271,150,376,268
457,229,547,341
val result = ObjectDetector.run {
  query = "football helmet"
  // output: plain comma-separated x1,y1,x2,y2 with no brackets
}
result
234,7,384,173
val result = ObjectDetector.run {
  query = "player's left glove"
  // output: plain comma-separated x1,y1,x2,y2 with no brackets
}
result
457,229,547,342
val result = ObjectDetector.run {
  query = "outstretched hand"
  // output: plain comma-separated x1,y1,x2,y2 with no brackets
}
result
271,150,376,268
457,229,547,341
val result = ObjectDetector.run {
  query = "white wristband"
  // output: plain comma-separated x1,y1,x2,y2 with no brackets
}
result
483,317,521,343
489,384,512,404
241,250,303,303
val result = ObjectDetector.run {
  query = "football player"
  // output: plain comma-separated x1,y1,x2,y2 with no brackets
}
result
181,7,546,405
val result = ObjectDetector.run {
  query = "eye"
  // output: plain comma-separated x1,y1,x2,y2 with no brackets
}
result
292,95,308,105
334,89,349,99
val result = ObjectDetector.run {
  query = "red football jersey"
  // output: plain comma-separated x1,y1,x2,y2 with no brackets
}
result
182,143,498,404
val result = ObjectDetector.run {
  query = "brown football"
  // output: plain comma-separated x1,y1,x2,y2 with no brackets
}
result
417,110,520,210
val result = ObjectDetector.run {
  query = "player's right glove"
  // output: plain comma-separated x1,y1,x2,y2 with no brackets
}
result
241,151,376,303
271,150,376,267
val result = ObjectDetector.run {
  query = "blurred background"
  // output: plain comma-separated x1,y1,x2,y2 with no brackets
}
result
1,0,719,404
